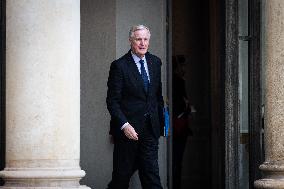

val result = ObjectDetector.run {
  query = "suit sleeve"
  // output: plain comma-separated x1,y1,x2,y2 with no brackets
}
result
156,59,165,129
106,61,128,127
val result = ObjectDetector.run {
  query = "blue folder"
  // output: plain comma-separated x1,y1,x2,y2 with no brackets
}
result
163,106,170,137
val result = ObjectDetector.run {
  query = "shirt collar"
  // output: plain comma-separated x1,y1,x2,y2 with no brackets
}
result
131,51,146,63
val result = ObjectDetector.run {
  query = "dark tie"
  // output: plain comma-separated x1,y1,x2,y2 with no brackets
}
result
139,59,149,92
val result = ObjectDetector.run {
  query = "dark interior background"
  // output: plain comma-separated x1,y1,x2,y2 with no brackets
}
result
172,0,211,188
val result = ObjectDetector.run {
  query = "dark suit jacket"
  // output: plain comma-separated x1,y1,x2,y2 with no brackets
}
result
106,50,164,139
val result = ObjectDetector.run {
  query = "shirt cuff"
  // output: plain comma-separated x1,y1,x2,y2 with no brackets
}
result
121,122,129,130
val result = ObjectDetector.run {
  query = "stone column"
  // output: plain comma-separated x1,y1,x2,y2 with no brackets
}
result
254,0,284,188
0,0,90,188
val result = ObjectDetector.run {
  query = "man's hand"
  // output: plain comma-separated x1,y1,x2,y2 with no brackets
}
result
123,124,138,140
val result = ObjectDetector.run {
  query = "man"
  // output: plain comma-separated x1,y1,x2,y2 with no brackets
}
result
106,25,164,189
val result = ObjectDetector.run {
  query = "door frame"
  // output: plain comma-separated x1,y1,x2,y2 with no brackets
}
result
224,0,240,188
0,0,6,186
248,0,263,188
224,0,262,188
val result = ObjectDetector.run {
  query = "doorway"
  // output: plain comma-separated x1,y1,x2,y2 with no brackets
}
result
172,0,211,188
171,0,263,188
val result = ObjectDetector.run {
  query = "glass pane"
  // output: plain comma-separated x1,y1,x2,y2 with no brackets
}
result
239,0,249,36
239,41,249,134
239,40,249,189
239,0,249,188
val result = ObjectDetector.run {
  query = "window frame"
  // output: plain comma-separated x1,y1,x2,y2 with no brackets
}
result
224,0,262,188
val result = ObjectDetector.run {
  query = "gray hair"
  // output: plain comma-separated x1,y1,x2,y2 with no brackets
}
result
129,25,151,39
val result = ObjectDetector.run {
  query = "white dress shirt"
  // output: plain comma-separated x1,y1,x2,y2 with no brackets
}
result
131,51,150,82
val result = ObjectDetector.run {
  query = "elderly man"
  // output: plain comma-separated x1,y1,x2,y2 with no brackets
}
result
106,25,164,189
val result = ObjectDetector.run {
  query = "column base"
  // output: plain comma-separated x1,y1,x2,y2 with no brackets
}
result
0,168,91,189
255,179,284,189
254,162,284,189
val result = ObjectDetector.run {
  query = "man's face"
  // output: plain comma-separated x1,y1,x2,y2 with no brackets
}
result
130,29,150,58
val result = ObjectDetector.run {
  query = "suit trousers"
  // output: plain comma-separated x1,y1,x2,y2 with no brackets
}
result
107,117,163,189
